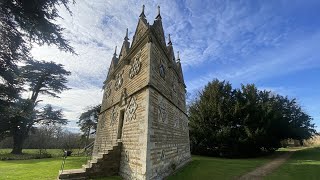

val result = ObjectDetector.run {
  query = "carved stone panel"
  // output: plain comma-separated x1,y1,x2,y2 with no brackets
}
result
125,150,129,162
158,97,167,123
100,112,107,129
159,64,165,78
104,83,112,99
110,106,118,126
119,88,128,106
129,56,141,79
125,96,138,122
115,71,123,91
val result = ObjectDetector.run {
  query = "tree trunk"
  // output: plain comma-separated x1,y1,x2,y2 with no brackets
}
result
11,129,26,154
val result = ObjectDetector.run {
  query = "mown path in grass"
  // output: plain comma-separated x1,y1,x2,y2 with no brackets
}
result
266,146,320,180
168,155,271,180
239,152,294,180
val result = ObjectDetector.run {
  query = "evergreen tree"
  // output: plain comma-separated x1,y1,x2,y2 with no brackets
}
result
189,79,316,157
9,60,70,154
0,0,74,140
77,105,101,144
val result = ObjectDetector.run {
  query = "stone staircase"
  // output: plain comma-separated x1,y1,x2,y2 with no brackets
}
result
58,142,122,180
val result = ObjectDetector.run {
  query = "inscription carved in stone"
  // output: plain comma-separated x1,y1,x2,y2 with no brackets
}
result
115,71,123,90
125,96,138,122
110,106,118,126
129,56,141,78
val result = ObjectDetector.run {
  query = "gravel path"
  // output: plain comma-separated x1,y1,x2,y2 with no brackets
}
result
238,151,294,180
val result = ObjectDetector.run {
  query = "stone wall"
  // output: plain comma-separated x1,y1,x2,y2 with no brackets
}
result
145,43,191,179
93,42,152,179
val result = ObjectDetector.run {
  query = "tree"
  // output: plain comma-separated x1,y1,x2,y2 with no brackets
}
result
77,105,101,144
9,60,70,154
189,79,316,157
0,0,75,140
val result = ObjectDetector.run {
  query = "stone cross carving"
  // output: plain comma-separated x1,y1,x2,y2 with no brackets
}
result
129,56,141,78
125,96,138,122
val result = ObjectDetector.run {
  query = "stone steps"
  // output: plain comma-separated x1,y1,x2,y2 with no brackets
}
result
58,142,122,179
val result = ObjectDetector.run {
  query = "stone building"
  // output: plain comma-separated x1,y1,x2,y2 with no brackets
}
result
59,5,191,180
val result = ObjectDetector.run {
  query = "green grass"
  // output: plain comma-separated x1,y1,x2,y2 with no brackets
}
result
0,156,86,179
266,146,320,180
3,147,318,180
168,155,271,180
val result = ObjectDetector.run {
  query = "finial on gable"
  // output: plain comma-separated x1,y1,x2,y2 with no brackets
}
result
113,46,117,56
177,51,180,63
168,34,172,45
124,28,129,41
155,5,162,20
139,5,146,18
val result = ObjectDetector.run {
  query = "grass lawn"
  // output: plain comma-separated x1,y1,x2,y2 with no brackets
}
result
168,155,271,180
3,147,318,180
266,146,320,180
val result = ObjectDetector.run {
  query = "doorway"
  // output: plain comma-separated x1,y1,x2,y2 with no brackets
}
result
117,110,125,139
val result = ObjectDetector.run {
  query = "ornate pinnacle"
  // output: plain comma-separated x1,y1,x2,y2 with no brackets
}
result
139,5,146,18
177,51,180,63
168,34,172,45
124,28,129,41
155,5,162,20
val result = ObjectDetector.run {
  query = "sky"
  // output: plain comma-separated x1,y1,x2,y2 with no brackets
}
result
30,0,320,132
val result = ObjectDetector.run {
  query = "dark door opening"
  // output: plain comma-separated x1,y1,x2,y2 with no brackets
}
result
117,110,125,139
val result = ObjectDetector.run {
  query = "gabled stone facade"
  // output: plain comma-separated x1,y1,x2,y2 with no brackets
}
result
59,5,191,180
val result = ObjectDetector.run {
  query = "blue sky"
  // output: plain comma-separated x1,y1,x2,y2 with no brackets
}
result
31,0,320,132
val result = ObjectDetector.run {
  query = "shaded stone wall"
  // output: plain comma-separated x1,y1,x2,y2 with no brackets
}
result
145,43,191,179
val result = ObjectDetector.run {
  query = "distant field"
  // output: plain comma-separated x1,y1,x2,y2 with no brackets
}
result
266,146,320,180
